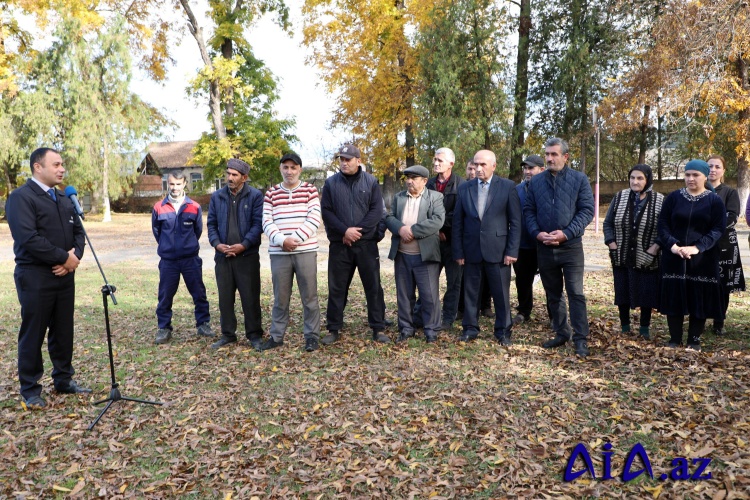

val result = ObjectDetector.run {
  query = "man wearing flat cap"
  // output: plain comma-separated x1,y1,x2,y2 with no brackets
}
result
320,144,390,344
259,153,322,352
207,158,265,349
512,154,547,325
386,166,445,343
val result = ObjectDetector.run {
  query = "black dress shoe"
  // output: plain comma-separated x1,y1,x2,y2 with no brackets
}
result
396,331,414,343
384,318,394,328
305,338,319,352
372,331,391,343
574,340,589,357
321,331,340,345
257,338,284,352
496,335,512,346
459,332,478,342
55,380,92,394
542,335,568,348
481,308,495,318
211,336,237,349
425,335,437,343
23,395,47,409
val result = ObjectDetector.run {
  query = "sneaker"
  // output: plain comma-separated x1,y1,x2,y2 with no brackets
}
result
196,323,214,337
574,340,589,357
713,327,725,336
211,336,237,349
372,330,391,343
305,338,319,352
257,338,284,352
154,328,172,345
23,395,46,410
542,335,568,348
321,331,340,345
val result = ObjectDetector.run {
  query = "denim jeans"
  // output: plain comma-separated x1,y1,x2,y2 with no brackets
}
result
536,241,588,341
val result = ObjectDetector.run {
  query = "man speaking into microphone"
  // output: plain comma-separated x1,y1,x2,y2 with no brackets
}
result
6,148,90,410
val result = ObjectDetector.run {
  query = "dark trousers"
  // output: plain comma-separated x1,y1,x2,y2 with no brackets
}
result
458,268,491,313
537,242,589,341
513,247,539,319
15,266,76,399
395,253,441,338
327,241,385,332
462,261,512,338
414,239,463,325
215,253,263,340
157,256,210,330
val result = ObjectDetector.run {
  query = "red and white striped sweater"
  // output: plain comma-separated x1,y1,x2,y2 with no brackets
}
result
262,182,321,254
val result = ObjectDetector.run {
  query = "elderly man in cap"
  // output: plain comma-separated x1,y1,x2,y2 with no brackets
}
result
320,144,390,344
207,158,265,349
258,153,322,352
512,154,547,325
386,165,445,343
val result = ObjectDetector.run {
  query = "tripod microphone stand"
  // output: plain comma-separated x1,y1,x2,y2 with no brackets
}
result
67,198,162,430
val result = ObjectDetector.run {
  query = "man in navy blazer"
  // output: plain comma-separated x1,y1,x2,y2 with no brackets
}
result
453,150,522,344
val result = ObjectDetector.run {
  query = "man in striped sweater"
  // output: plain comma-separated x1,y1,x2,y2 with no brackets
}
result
258,153,322,352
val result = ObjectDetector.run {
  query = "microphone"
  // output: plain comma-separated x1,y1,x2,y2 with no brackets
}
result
64,186,85,219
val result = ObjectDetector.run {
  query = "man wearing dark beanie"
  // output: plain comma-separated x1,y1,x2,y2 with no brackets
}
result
207,158,265,349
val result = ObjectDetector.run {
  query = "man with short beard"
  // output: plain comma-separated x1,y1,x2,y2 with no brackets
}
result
207,158,265,350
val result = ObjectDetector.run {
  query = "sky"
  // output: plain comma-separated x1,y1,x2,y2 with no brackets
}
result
130,0,345,169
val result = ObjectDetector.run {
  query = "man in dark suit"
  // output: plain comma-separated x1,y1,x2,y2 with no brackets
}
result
386,165,445,343
453,150,522,344
6,148,90,410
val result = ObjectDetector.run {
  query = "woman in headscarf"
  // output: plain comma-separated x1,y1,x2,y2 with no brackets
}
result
603,164,663,339
657,160,726,351
707,155,745,335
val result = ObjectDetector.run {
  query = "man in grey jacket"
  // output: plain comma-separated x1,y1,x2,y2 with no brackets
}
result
524,137,594,357
386,165,445,343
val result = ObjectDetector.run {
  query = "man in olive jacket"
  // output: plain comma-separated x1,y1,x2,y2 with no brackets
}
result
386,165,445,343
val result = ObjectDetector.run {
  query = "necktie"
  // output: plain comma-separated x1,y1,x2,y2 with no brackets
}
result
48,188,56,201
478,181,488,220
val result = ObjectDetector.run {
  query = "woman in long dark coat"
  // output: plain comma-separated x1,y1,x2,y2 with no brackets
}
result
657,160,726,351
603,164,663,339
707,154,745,335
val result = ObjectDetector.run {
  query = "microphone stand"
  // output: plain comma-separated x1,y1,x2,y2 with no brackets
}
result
70,204,163,430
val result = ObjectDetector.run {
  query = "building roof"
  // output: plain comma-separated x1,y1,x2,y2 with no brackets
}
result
147,141,199,169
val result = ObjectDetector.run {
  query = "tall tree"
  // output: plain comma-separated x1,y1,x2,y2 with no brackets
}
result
179,0,292,184
509,0,532,180
530,0,627,168
303,0,430,197
32,17,166,218
415,0,513,171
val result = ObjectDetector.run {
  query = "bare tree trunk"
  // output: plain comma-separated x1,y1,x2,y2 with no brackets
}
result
102,135,112,222
637,104,650,164
221,38,234,133
510,0,531,182
737,56,749,218
179,0,226,140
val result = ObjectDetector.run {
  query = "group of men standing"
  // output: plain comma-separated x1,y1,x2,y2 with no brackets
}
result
7,138,593,409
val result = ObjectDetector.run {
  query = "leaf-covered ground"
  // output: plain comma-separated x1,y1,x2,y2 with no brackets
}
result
0,215,748,499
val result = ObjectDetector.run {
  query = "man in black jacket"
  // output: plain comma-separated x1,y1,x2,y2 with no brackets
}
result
6,148,89,409
320,144,389,344
415,147,464,330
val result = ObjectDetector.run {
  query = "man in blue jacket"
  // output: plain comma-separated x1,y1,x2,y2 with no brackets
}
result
207,158,265,349
151,170,212,344
524,138,594,357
